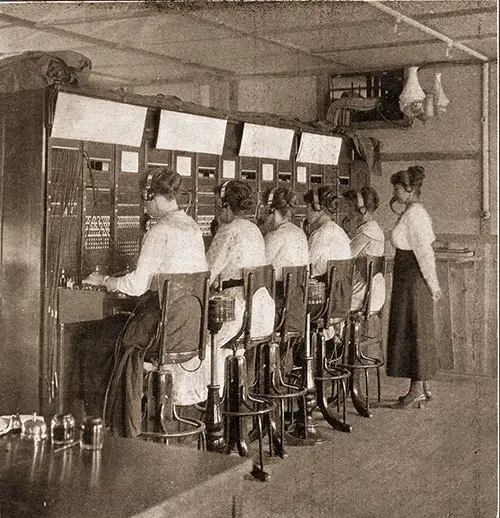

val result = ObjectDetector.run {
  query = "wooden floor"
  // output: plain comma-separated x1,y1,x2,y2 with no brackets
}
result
233,372,498,518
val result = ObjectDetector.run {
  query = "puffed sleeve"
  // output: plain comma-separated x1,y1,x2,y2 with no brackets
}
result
264,231,284,267
350,231,371,258
406,205,440,296
116,226,163,296
206,224,234,285
309,231,329,278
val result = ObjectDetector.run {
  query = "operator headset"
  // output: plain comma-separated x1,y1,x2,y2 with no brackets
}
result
390,182,413,214
219,180,231,207
142,173,155,201
267,187,277,211
356,190,367,215
312,188,321,211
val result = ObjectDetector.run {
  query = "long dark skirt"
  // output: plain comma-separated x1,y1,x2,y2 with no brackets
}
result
78,291,202,437
386,249,439,380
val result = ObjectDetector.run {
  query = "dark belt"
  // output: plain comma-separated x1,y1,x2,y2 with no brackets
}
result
222,278,244,290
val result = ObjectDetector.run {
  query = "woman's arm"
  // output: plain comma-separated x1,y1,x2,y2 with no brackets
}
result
406,206,441,300
413,243,442,300
264,231,284,267
206,226,233,285
113,228,163,296
350,231,371,258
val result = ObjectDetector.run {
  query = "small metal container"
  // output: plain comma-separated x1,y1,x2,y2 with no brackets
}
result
51,413,76,445
21,413,48,442
208,295,236,324
80,417,104,451
308,280,326,306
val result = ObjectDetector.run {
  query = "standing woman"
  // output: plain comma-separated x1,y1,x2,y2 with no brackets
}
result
304,186,351,279
387,165,442,408
206,180,275,388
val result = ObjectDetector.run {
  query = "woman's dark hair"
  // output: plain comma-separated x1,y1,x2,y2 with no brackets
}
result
343,186,380,213
214,180,256,214
144,167,182,201
390,165,426,196
265,187,298,217
303,186,339,213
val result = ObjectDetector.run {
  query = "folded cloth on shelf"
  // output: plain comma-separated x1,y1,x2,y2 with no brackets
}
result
0,50,92,93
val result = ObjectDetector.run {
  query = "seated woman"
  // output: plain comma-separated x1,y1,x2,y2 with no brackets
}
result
343,187,386,312
304,186,352,279
206,180,275,389
304,186,351,344
79,168,208,437
261,187,309,336
262,187,309,280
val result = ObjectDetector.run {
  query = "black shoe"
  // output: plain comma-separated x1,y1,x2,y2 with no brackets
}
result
391,394,427,409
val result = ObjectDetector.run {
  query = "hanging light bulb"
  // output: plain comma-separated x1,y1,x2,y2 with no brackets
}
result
399,66,426,123
433,72,450,114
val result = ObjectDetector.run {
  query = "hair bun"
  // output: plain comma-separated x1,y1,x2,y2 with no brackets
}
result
409,165,425,183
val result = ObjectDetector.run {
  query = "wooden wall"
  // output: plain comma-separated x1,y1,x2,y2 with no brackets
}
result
0,89,47,414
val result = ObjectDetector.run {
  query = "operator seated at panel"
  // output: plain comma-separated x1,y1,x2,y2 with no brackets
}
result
78,168,208,437
259,187,309,335
304,186,352,280
205,180,275,390
343,187,386,313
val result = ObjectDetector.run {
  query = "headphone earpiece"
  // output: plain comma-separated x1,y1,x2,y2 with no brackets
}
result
356,191,367,215
267,188,276,207
142,173,155,201
220,180,230,203
312,189,321,211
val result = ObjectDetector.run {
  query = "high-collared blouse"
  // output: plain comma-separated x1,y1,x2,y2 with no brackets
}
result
264,221,309,281
391,202,440,293
116,210,207,296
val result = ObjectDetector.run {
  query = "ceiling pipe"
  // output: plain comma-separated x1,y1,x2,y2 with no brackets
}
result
481,62,490,223
367,1,489,62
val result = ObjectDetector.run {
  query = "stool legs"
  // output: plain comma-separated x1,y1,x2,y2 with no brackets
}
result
348,318,373,418
288,315,324,442
316,328,352,433
223,354,272,482
205,333,225,452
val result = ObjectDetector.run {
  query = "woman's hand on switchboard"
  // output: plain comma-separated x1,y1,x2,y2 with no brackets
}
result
82,272,107,287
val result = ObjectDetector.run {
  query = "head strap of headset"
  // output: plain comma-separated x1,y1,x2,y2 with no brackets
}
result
220,180,231,205
356,190,367,215
142,173,155,201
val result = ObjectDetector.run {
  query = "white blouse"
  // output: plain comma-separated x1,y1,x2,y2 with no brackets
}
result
206,217,268,284
350,220,386,312
116,210,207,296
205,217,275,391
309,219,352,278
350,220,385,258
264,221,309,281
391,203,440,294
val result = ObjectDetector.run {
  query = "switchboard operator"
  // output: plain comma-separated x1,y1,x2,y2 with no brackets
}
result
79,168,208,437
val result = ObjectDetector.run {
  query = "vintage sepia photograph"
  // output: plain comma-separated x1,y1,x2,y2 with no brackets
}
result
0,1,497,516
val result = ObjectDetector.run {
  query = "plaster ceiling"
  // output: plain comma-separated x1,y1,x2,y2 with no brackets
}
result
0,1,497,89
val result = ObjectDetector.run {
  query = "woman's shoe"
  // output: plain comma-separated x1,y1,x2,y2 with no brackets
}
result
398,384,433,403
423,382,432,401
391,393,427,409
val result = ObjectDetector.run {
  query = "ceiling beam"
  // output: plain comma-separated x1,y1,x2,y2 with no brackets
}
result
254,5,497,36
182,11,350,68
314,33,497,55
0,10,235,78
366,1,489,62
